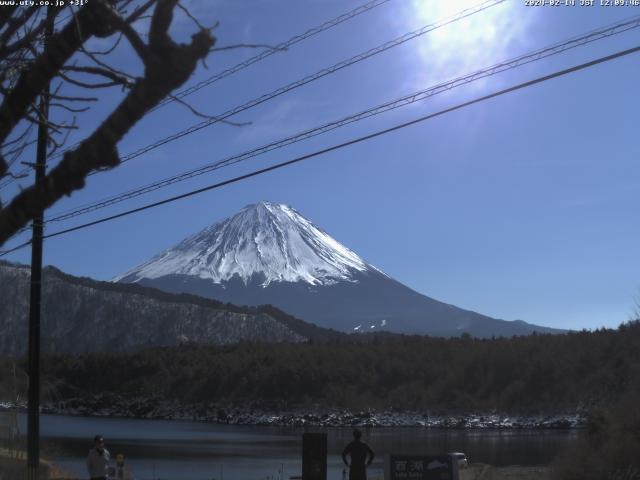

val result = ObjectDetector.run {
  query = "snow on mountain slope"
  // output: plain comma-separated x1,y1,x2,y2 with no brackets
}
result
114,202,380,286
114,202,566,337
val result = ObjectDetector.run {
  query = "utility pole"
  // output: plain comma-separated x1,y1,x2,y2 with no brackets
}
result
27,8,53,480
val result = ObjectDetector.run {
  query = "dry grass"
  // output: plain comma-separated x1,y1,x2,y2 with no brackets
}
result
0,447,76,480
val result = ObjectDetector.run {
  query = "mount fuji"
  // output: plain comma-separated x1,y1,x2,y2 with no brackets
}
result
115,202,561,337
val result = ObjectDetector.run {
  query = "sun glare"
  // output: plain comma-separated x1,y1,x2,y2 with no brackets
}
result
408,0,523,83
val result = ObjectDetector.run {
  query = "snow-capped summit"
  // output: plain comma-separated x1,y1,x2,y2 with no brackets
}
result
114,202,378,286
116,202,564,337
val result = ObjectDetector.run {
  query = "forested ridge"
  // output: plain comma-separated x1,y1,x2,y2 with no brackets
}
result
3,321,638,414
0,261,344,355
2,322,639,478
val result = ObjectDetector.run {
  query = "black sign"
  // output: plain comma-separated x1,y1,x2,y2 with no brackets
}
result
387,455,455,480
302,433,327,480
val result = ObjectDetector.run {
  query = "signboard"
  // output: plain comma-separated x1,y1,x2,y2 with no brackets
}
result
385,455,458,480
302,432,327,480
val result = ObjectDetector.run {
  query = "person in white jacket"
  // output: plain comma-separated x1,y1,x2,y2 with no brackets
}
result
87,435,111,480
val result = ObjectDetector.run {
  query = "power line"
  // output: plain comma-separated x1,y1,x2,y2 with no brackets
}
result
110,0,505,168
2,42,636,256
0,9,77,190
0,238,32,257
42,15,640,226
153,0,394,111
0,0,394,190
42,0,503,176
1,0,503,192
0,0,507,242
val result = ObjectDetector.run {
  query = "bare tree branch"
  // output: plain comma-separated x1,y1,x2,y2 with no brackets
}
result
1,122,34,149
118,20,153,64
0,1,121,146
49,102,91,113
168,92,250,126
23,112,62,135
50,93,98,102
47,117,78,156
0,0,215,244
3,170,28,180
5,138,36,163
0,6,19,30
125,0,157,24
63,65,133,86
58,70,130,89
78,40,137,81
177,2,208,31
0,6,38,52
0,9,55,58
83,32,123,56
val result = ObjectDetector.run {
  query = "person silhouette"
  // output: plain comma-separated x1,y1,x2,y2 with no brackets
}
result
342,429,375,480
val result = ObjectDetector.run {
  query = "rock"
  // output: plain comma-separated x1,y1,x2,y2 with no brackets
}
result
40,397,586,428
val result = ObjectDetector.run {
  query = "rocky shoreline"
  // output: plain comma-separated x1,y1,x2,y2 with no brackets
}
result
1,396,586,429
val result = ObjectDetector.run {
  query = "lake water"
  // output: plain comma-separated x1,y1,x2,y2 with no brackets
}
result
18,414,578,480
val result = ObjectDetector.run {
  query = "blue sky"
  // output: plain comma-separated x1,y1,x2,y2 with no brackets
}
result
2,0,640,330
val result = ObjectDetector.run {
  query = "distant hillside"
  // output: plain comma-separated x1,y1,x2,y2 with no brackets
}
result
0,261,343,355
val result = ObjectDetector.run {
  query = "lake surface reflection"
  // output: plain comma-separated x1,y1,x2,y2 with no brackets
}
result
19,414,578,480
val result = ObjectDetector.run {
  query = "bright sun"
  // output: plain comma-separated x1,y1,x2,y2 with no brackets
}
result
409,0,520,79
